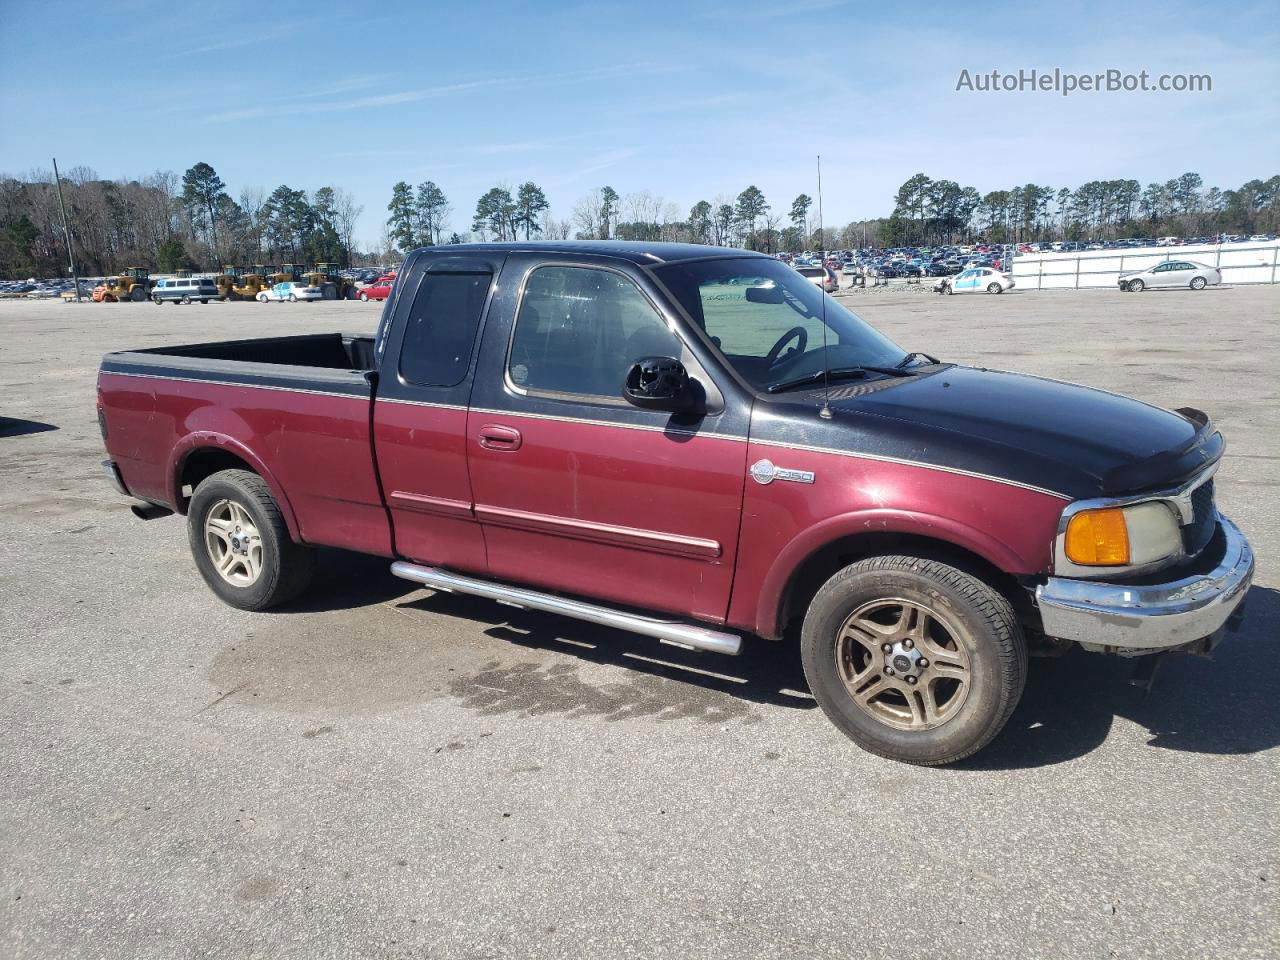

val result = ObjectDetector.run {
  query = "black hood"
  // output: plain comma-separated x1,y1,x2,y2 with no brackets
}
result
753,366,1221,499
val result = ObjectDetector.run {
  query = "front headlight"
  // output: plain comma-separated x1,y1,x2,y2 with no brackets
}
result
1064,501,1181,566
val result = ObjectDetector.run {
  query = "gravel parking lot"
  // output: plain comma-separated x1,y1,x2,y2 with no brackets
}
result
2,287,1277,960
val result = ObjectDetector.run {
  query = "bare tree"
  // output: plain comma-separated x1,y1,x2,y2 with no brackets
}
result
238,186,265,257
572,188,602,239
541,209,571,240
329,187,363,261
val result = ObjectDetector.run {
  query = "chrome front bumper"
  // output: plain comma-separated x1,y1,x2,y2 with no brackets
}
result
1036,517,1254,655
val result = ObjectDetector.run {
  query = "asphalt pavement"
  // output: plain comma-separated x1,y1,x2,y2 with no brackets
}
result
1,286,1276,959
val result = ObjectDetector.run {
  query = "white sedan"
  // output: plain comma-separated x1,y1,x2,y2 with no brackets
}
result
256,281,323,303
934,267,1014,295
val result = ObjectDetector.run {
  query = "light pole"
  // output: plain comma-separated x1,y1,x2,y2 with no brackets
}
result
52,158,82,301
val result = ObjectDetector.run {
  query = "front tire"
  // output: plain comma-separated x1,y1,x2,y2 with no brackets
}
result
188,469,316,611
359,291,370,302
288,294,297,302
1129,279,1144,292
800,555,1026,765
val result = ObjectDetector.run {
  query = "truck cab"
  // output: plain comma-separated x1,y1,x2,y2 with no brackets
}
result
97,241,1254,764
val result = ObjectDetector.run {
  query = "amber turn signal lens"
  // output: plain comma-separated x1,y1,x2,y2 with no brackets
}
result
1064,508,1131,565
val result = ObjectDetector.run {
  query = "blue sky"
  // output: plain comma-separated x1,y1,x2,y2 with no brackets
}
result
2,0,1276,247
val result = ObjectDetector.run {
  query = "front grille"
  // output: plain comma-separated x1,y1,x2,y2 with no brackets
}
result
1182,478,1217,556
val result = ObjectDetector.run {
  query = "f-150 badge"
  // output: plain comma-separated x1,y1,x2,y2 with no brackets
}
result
750,459,815,485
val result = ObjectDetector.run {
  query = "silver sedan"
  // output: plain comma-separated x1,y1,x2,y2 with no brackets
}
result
1119,260,1222,292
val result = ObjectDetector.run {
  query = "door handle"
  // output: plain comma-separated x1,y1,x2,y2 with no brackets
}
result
477,424,522,451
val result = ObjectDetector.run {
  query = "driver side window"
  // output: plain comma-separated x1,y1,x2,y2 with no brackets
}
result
508,265,681,400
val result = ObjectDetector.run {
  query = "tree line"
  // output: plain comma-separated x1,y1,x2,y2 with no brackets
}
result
3,160,1277,279
0,161,364,279
880,172,1280,246
385,171,1278,259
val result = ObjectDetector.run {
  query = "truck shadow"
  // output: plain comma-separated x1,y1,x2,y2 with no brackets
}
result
275,559,1277,762
274,548,420,613
398,591,816,714
959,584,1280,770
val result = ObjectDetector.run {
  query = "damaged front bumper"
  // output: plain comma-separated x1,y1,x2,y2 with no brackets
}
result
1035,516,1254,656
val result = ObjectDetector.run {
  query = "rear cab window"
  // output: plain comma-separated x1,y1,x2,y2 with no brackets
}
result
398,268,492,387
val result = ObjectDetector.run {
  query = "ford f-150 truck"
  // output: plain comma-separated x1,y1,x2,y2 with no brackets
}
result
97,241,1254,764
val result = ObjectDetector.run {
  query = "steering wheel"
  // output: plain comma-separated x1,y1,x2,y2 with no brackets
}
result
765,326,808,369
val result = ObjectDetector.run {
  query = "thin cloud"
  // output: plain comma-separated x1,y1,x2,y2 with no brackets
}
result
174,35,272,57
210,62,682,123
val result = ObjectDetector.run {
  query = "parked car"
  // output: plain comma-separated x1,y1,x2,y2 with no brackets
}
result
152,277,219,304
1118,261,1221,292
257,281,323,303
935,268,1014,294
796,265,838,293
97,240,1253,766
359,276,395,301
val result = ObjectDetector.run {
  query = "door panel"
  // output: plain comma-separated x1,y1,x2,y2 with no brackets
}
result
466,256,751,622
372,251,505,571
467,411,746,620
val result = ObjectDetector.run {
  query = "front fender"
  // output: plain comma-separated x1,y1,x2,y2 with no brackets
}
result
751,508,1042,639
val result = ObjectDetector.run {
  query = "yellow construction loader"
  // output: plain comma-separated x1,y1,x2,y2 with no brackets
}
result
105,268,154,302
304,263,356,300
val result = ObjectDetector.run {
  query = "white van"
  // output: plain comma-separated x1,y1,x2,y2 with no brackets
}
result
153,276,218,304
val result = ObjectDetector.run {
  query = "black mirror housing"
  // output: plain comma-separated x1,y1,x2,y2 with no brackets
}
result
624,356,699,412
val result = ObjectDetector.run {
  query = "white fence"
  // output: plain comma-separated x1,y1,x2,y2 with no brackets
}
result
1011,241,1280,290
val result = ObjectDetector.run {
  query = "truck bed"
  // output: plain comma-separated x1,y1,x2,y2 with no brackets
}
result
120,332,377,371
98,332,391,558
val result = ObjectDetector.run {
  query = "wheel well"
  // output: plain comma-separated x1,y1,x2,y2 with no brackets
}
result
178,448,256,512
775,533,1031,639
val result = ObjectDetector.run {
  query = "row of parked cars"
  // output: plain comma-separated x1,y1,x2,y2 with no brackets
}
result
1019,234,1276,254
0,278,87,299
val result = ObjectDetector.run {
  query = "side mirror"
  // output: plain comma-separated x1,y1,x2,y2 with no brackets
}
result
624,356,698,412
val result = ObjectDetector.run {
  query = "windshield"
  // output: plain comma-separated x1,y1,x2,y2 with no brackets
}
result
655,257,906,391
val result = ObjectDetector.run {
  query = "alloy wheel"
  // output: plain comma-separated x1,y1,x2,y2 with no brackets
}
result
834,597,972,730
204,499,264,587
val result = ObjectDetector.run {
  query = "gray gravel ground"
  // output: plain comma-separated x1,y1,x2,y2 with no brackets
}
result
1,286,1277,960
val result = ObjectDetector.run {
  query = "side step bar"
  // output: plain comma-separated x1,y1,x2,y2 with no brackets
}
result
390,562,742,656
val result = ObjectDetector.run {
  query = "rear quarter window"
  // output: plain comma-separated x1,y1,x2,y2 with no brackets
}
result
398,270,492,387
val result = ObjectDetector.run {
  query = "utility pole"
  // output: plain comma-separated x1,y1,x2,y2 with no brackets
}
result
52,158,82,301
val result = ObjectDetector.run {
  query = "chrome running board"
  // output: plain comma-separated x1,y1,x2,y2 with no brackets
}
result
390,562,742,656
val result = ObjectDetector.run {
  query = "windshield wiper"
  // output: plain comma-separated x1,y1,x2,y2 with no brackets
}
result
895,351,939,369
767,365,911,394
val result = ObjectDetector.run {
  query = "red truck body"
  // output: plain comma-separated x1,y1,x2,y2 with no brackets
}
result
97,241,1252,763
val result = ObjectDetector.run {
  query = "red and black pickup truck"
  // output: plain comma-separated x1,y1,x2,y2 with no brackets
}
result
97,241,1254,764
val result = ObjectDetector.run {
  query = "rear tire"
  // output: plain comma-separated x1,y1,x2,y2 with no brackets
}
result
987,283,1002,294
800,554,1026,765
181,295,192,305
1190,276,1207,290
188,469,315,611
288,294,297,302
